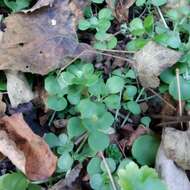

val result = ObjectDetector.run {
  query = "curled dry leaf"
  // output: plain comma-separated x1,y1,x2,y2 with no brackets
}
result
0,113,57,180
156,144,190,190
162,127,190,170
6,71,34,107
134,41,182,88
23,0,54,13
0,95,6,117
0,0,92,75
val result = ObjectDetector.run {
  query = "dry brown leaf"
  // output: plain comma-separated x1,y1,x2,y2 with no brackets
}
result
162,127,190,170
23,0,54,13
0,0,92,75
0,95,6,117
0,113,57,180
134,41,182,88
156,144,190,190
6,71,34,107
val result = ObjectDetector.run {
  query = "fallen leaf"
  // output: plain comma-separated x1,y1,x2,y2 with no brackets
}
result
162,127,190,170
5,71,34,107
49,164,82,190
0,0,92,75
134,41,182,88
23,0,54,13
156,144,190,190
0,113,57,180
165,0,188,9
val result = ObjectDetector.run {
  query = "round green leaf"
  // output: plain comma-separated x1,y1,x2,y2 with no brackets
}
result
126,101,141,115
126,39,148,51
44,133,60,148
47,96,67,111
68,117,86,138
140,116,151,127
78,19,91,30
88,132,109,151
169,76,190,100
123,85,137,100
100,158,116,173
132,135,160,165
129,18,145,36
107,36,117,49
45,75,61,95
160,68,175,84
90,174,103,189
151,0,167,6
104,95,120,109
106,76,125,93
91,0,104,3
98,8,113,20
87,157,102,176
58,153,73,171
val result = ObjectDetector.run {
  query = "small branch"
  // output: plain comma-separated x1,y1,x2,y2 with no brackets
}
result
176,68,183,128
156,6,169,29
99,152,118,190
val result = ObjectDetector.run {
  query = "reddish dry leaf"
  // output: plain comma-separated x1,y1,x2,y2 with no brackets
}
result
0,114,57,180
0,0,91,75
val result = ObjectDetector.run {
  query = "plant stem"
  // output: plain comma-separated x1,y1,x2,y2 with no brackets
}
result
156,6,169,29
99,152,118,190
115,90,122,121
48,111,56,126
75,135,88,154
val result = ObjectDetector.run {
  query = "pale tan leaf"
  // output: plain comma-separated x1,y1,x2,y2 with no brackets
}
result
162,127,190,170
6,71,34,107
134,41,182,88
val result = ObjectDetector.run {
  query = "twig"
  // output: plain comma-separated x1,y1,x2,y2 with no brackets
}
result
176,68,183,128
99,152,118,190
156,6,169,29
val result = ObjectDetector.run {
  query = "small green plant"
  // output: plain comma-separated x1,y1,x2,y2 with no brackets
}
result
118,161,167,190
44,133,74,172
78,2,117,49
0,172,41,190
87,157,116,190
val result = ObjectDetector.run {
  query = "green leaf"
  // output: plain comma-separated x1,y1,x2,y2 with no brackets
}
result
28,184,41,190
151,0,167,6
144,15,154,33
123,85,137,100
169,76,190,100
88,132,109,151
47,96,67,111
90,174,103,189
129,18,145,36
160,68,175,84
97,19,111,31
58,153,73,171
98,8,113,20
45,75,62,95
4,0,31,12
107,36,117,49
166,31,181,48
106,76,125,93
100,158,116,173
57,72,75,88
132,135,160,165
104,95,120,109
140,116,151,127
87,157,102,176
0,172,29,190
78,19,91,30
91,0,104,3
125,69,136,79
126,39,148,51
136,0,146,6
44,133,60,148
68,117,86,138
118,162,167,190
125,101,141,115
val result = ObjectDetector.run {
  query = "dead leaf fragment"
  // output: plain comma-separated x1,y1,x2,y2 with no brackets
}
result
134,41,182,88
0,114,57,180
0,0,92,75
156,144,190,190
23,0,54,13
162,127,190,170
6,71,34,107
0,95,6,117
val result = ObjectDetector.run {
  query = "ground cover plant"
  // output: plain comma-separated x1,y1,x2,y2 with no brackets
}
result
0,0,189,190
